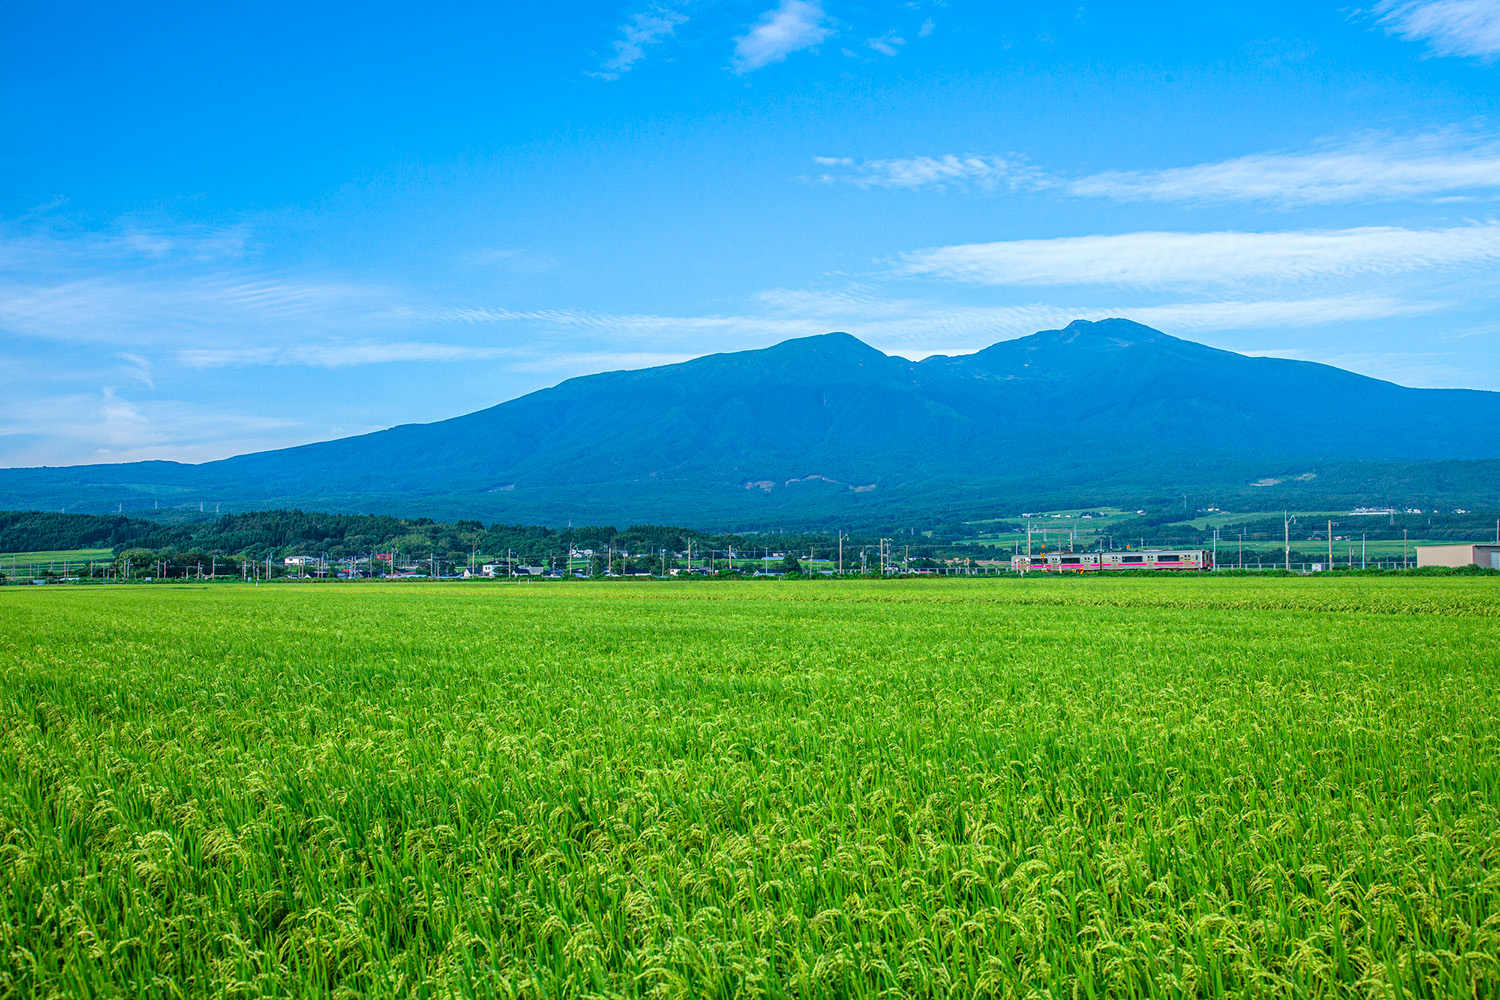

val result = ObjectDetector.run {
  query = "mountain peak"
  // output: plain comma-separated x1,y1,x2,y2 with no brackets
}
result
765,331,886,359
1054,317,1173,346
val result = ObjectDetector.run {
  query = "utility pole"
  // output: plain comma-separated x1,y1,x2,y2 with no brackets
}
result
1362,534,1366,570
1328,519,1333,572
838,533,843,575
1404,529,1409,569
1284,512,1291,572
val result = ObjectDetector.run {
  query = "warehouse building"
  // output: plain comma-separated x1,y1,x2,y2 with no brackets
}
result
1416,544,1500,569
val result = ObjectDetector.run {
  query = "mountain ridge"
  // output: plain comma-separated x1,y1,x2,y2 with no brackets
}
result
3,319,1498,527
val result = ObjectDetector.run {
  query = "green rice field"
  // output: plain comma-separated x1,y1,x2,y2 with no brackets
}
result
2,577,1498,998
0,549,114,574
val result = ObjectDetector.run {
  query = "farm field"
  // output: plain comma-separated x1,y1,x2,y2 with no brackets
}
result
0,547,114,568
2,577,1498,998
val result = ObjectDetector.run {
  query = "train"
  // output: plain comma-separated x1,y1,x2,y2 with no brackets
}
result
1010,549,1213,573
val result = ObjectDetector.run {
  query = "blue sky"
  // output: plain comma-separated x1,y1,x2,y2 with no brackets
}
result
3,1,1500,466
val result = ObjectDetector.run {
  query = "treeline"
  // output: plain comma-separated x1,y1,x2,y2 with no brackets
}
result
0,509,932,564
1121,509,1500,548
0,512,158,553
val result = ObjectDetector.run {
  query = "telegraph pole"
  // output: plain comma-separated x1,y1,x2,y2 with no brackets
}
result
1284,512,1290,572
1327,519,1333,572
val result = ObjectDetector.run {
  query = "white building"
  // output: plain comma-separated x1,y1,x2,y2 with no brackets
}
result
1416,544,1500,570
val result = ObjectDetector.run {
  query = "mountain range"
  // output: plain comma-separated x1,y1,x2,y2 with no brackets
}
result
4,319,1498,528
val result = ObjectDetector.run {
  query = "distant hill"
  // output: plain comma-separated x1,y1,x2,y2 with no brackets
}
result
4,319,1499,527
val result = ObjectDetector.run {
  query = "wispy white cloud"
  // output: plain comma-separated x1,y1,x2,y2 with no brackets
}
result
0,218,1470,372
896,224,1500,288
175,342,520,370
748,288,1473,388
1072,132,1500,205
821,131,1500,204
0,273,382,347
4,211,1495,468
0,388,306,466
401,289,1446,374
733,0,833,73
118,353,154,389
394,303,827,343
0,220,249,271
1375,0,1500,60
866,31,904,56
814,154,1047,192
1122,296,1443,331
753,287,1442,356
595,4,690,79
0,221,373,347
176,339,703,376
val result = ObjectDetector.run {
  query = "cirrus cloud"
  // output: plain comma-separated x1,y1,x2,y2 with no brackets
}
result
1070,132,1500,205
814,154,1049,193
1376,0,1500,60
820,131,1500,205
895,224,1500,288
594,5,689,79
733,0,833,73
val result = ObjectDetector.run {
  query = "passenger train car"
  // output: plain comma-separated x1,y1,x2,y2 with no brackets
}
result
1010,549,1213,573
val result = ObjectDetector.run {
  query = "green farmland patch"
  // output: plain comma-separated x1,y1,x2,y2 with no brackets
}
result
0,547,114,564
2,577,1498,997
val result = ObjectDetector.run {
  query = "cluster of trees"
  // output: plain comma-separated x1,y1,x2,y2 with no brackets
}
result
0,512,152,552
23,503,1492,578
0,510,948,571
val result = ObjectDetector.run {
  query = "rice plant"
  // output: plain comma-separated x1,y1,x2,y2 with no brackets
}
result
1,576,1497,998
